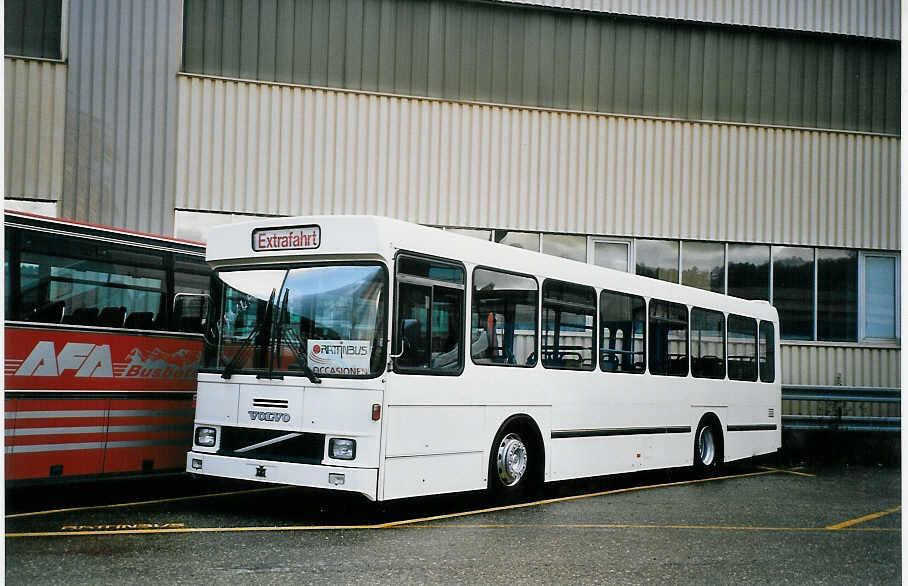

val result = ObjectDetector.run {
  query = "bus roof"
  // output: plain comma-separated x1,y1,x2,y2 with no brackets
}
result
5,209,205,252
207,214,778,321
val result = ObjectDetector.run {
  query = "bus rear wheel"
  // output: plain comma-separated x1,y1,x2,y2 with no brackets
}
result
693,419,723,476
488,421,540,501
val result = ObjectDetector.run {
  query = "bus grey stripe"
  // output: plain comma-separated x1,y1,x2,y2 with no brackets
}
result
727,424,777,432
551,426,692,439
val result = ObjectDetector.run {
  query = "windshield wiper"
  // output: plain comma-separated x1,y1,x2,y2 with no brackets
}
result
273,293,321,384
221,289,276,380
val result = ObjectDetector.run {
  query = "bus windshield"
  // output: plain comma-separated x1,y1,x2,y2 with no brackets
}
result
208,264,387,378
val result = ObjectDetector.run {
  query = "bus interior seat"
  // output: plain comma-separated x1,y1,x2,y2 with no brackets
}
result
98,306,127,328
66,307,100,326
180,316,203,333
125,311,155,330
27,300,65,323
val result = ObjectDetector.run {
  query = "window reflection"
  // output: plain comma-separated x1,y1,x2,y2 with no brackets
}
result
727,244,769,301
773,247,814,340
494,230,540,251
542,234,587,262
682,242,724,293
817,249,857,341
636,240,679,283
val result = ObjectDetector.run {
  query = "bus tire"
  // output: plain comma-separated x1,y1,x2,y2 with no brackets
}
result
693,416,723,476
488,417,542,501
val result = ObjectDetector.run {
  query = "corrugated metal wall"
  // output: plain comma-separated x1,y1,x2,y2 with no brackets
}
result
4,58,66,201
181,0,900,135
60,0,182,235
500,0,901,41
781,344,900,388
175,76,900,250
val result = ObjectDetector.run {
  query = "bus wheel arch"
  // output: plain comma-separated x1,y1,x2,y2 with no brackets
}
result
693,413,724,474
487,414,545,499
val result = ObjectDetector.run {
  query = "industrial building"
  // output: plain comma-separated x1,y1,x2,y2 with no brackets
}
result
4,0,901,418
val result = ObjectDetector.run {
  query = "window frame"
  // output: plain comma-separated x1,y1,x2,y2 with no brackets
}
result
392,251,467,377
858,251,900,342
470,265,540,369
647,298,689,377
690,307,726,380
588,237,632,272
759,320,776,383
598,288,646,374
540,278,597,371
727,314,759,382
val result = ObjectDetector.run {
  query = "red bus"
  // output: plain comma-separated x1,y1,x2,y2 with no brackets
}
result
4,211,211,483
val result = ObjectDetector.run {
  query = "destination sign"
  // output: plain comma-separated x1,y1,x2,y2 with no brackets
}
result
252,225,321,252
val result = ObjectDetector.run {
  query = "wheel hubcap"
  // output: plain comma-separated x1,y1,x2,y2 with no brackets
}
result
496,433,528,487
698,427,715,466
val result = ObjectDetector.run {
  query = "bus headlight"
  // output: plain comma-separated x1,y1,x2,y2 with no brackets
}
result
329,438,356,460
195,426,217,447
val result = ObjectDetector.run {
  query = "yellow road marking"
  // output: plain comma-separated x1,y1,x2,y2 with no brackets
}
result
378,468,783,528
5,486,292,519
825,506,902,530
7,523,899,538
6,467,814,538
756,465,815,478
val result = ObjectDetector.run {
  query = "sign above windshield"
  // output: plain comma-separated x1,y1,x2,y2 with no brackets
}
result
252,225,321,252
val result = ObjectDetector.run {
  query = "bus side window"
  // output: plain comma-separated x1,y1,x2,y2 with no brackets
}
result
690,307,725,379
649,300,688,376
599,290,645,374
17,232,166,330
759,321,775,383
541,280,596,371
394,255,464,374
728,315,758,381
471,268,538,367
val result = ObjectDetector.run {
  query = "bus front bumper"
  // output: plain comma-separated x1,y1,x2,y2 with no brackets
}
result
186,452,378,500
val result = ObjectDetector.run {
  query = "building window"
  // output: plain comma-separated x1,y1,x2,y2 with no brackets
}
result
599,290,645,373
682,242,725,293
5,0,63,60
541,280,596,370
471,268,538,367
862,253,899,340
494,230,540,252
446,228,492,241
542,234,587,263
591,239,631,272
817,249,857,342
773,247,814,340
636,239,679,283
727,244,770,301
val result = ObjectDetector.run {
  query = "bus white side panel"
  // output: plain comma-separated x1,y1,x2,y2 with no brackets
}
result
383,452,485,500
550,433,690,481
385,405,485,457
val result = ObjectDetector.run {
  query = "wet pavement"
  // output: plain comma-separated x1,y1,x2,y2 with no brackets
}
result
5,460,901,585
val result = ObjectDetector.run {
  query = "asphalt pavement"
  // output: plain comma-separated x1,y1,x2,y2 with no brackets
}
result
5,461,901,585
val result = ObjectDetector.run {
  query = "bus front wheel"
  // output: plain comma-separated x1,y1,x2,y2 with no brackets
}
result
693,418,723,476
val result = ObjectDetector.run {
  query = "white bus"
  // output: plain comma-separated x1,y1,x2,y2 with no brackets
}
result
187,216,780,501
